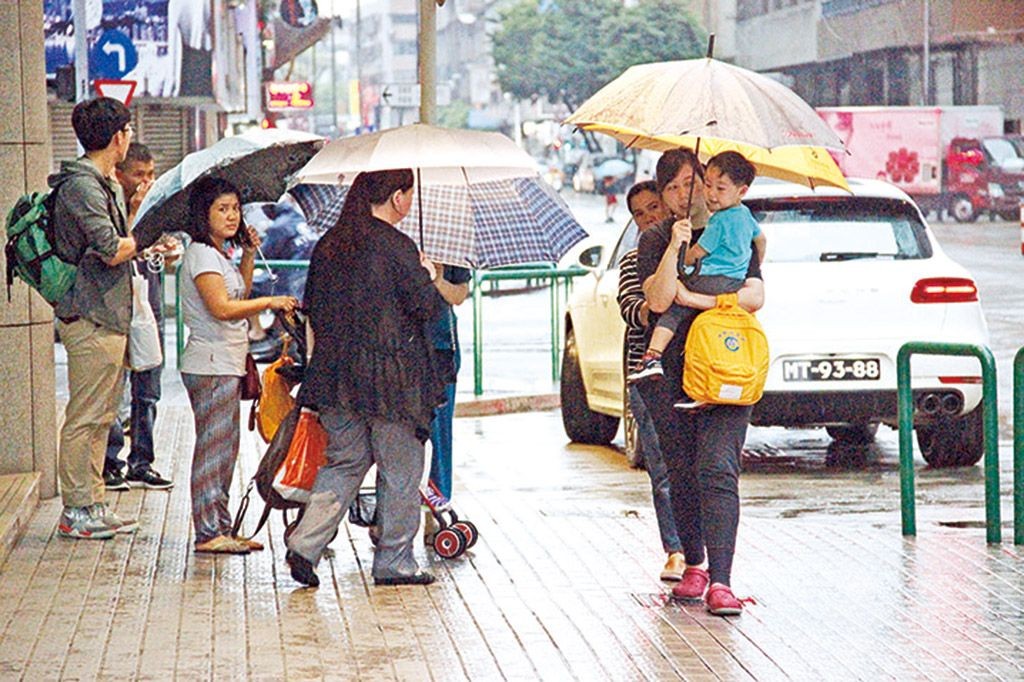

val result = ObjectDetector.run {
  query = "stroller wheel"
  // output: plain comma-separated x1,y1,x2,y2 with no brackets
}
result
451,520,479,549
433,527,467,559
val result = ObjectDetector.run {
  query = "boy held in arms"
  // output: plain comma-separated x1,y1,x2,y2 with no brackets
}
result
628,151,767,398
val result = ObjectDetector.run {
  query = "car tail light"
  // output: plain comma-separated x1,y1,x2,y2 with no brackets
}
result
939,376,983,384
910,277,978,303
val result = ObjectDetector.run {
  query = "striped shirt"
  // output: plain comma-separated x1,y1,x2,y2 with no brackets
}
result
617,248,648,369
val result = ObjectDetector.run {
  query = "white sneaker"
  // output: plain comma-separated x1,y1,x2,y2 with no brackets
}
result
90,503,138,534
57,506,115,540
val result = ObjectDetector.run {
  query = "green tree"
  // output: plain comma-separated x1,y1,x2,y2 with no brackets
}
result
492,0,706,109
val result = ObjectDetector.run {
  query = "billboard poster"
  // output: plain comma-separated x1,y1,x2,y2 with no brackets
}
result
44,0,213,98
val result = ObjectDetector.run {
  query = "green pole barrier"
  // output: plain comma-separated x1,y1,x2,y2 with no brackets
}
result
896,345,917,536
473,270,483,396
897,341,1000,543
549,266,559,382
1014,347,1024,544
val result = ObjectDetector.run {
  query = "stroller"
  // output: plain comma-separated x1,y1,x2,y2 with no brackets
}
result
240,308,480,560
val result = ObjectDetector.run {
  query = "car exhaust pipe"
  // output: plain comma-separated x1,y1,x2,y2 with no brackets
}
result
941,392,963,415
918,393,941,416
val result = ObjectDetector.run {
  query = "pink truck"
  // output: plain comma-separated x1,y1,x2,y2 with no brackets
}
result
817,106,1024,222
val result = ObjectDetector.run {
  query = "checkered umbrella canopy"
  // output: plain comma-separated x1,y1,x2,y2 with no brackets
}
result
291,124,587,268
294,176,586,269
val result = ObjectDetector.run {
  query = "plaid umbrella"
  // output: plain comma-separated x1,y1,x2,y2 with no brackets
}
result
291,124,587,268
293,176,586,269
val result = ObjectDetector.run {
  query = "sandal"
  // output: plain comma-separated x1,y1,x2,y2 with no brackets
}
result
234,537,264,551
195,535,251,554
374,571,436,586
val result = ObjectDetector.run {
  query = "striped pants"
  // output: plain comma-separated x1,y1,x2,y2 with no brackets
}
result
182,373,242,545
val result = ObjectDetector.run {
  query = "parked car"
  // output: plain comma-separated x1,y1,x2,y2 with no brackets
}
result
561,178,990,467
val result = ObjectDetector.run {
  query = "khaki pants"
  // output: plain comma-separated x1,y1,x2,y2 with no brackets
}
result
57,319,127,508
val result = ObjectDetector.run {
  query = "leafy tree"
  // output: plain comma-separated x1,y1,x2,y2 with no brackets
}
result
492,0,706,109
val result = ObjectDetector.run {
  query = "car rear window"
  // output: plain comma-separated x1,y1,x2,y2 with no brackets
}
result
745,197,932,263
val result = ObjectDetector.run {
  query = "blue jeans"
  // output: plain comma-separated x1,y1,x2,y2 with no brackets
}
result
629,384,682,554
106,280,164,474
429,345,461,500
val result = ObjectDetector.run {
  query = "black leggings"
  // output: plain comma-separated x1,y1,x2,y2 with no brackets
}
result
639,376,751,586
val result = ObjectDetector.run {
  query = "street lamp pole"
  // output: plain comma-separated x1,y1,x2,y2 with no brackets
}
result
419,0,437,124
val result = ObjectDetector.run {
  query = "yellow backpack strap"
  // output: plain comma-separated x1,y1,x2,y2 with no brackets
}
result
716,292,739,309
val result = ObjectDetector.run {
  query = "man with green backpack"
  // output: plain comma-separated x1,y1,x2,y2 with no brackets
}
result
48,97,141,539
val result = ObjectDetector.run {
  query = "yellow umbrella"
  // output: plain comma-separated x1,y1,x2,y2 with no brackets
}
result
564,57,850,191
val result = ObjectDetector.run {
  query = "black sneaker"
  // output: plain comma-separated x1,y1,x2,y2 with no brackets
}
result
103,469,131,492
126,467,174,490
627,354,665,383
286,550,320,588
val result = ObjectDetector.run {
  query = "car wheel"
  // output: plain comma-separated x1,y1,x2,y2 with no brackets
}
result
915,407,984,467
560,329,619,445
825,421,879,444
950,195,978,223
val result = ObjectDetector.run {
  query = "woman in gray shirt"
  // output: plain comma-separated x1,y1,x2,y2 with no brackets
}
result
180,177,297,554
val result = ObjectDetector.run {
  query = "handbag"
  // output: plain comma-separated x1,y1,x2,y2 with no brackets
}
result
272,408,328,504
128,263,162,371
251,338,297,443
241,353,261,401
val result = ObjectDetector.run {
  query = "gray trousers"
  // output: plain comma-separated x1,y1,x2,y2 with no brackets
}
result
286,407,425,580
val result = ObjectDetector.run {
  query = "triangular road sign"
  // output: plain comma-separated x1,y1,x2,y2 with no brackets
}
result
94,80,137,106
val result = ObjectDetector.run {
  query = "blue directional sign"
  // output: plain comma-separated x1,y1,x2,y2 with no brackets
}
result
90,30,138,80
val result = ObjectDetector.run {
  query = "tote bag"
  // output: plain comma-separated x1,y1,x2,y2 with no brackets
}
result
128,264,162,371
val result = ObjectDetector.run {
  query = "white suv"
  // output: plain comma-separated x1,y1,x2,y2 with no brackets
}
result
560,178,990,467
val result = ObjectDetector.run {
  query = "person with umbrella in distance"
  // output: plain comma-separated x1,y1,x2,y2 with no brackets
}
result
636,149,764,615
179,177,298,554
284,169,449,588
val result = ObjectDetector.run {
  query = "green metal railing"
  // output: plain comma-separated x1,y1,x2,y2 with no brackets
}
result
1014,347,1024,545
470,265,587,396
896,342,1000,543
174,260,587,395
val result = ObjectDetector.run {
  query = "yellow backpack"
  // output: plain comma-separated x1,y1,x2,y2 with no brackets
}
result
682,293,769,405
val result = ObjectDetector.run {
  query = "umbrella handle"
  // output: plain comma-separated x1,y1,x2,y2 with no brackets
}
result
255,242,278,282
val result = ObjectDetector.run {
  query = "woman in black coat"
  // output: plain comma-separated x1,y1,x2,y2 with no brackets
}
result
285,169,447,587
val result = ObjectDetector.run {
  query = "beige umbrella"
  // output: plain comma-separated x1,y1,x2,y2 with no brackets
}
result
564,55,849,190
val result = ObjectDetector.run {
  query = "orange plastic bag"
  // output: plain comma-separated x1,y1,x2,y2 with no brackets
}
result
272,408,327,503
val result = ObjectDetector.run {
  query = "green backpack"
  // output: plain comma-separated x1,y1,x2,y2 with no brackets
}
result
4,191,77,305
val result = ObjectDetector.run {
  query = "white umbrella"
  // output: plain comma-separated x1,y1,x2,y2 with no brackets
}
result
293,123,538,185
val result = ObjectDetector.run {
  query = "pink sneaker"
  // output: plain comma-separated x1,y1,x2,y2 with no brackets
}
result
670,566,709,601
705,583,743,616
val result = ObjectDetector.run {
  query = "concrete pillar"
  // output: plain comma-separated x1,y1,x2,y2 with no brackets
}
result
0,1,58,499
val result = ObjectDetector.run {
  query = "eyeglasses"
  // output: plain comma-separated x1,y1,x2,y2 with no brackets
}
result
122,123,134,135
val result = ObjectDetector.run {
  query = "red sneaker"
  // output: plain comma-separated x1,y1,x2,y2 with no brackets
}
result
705,583,743,616
670,566,709,601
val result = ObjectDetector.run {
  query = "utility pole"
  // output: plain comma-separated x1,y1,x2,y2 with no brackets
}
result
419,0,437,124
922,0,931,105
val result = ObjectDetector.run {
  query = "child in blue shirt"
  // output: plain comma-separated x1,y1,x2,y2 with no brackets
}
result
628,151,767,400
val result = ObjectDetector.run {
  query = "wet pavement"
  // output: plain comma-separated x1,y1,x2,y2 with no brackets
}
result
12,194,1024,679
2,400,1023,680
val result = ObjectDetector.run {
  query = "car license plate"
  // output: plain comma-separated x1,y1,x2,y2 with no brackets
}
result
782,358,881,382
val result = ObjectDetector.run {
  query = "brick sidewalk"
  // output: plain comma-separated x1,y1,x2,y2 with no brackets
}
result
2,408,1023,680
